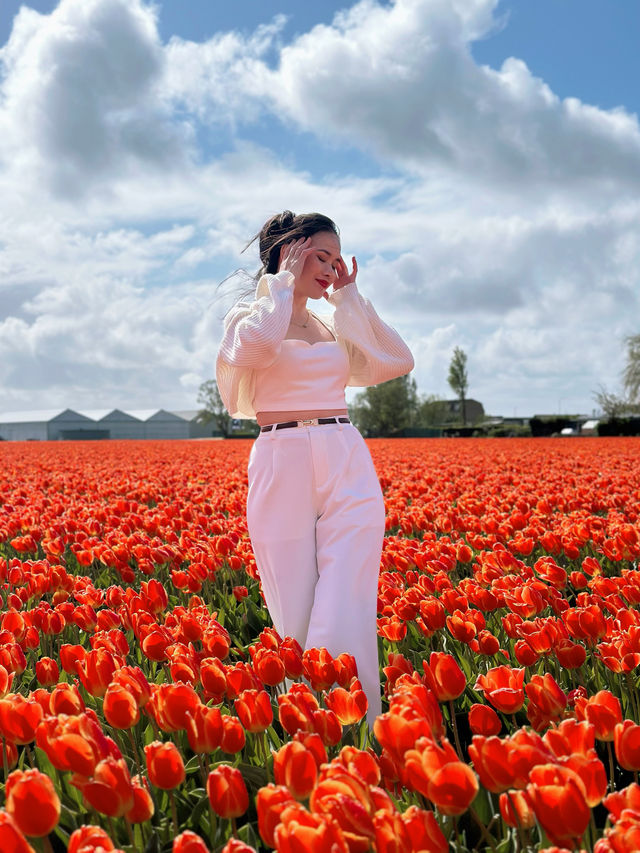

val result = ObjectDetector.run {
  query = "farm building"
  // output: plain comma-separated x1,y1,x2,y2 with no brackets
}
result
0,408,220,441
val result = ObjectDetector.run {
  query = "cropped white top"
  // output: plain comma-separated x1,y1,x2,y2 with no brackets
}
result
252,339,350,412
216,270,414,420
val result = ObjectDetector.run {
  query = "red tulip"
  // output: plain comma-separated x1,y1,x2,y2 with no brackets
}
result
5,769,61,838
575,690,622,742
75,756,135,818
207,764,249,819
527,764,590,848
615,720,640,771
0,810,36,853
103,683,140,729
401,805,448,853
252,647,286,686
234,689,273,733
257,784,297,848
468,703,501,736
34,657,59,687
125,775,155,823
145,741,186,790
273,741,319,800
422,652,466,701
273,804,348,853
404,736,479,815
173,830,209,853
324,685,368,726
474,666,525,714
68,825,115,853
186,705,223,753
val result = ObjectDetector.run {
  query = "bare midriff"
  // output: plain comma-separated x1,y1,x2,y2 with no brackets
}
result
256,408,349,427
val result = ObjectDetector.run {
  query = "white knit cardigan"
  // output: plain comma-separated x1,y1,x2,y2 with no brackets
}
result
216,270,415,420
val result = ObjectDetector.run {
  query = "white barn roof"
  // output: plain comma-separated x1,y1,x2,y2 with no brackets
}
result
0,408,90,423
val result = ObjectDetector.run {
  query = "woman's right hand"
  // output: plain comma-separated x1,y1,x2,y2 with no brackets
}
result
278,238,314,280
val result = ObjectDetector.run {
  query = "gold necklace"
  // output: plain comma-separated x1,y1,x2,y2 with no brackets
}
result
290,310,310,328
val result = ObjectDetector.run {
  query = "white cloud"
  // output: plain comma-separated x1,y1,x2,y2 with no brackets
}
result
0,0,638,418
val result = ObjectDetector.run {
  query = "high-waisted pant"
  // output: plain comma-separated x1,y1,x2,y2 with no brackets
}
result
246,421,385,725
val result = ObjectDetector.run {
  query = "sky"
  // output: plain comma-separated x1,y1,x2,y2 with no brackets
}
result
1,0,639,419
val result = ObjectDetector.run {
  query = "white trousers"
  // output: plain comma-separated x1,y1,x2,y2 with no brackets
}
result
246,421,385,725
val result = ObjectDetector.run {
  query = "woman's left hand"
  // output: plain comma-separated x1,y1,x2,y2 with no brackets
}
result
332,255,357,291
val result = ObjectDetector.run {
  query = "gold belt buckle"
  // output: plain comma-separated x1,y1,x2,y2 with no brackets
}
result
299,418,319,427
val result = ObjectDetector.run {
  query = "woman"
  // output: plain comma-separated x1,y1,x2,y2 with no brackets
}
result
216,211,414,724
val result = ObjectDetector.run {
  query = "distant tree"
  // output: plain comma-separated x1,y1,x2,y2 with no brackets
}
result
416,394,448,428
447,347,469,425
593,334,640,417
623,334,640,403
593,387,631,419
349,375,418,437
197,379,232,437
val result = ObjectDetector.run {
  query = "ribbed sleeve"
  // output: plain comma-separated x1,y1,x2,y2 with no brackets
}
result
216,271,295,418
215,275,414,419
327,282,414,386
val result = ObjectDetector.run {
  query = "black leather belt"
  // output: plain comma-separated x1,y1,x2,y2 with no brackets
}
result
260,416,350,433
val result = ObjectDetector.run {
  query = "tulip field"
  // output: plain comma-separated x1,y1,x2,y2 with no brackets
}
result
1,436,640,853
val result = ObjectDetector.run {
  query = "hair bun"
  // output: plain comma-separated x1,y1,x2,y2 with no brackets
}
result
273,210,295,233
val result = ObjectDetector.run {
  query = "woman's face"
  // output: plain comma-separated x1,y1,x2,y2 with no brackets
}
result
294,231,342,300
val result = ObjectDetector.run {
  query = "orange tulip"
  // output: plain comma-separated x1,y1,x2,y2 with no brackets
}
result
220,839,257,853
112,666,152,708
278,684,319,736
273,804,348,853
34,657,59,687
468,703,501,736
145,741,186,790
207,764,249,820
310,766,376,849
77,648,122,698
401,805,448,853
75,756,135,818
0,810,36,853
499,789,535,829
186,705,223,753
575,690,622,742
152,682,201,732
68,825,115,853
173,830,210,853
49,683,85,716
474,666,525,714
324,685,368,726
615,720,640,771
126,775,155,824
0,694,43,744
373,810,412,853
257,784,297,848
279,637,304,679
525,673,567,731
404,736,478,815
252,647,286,686
103,683,140,730
220,715,246,754
468,729,554,793
422,652,466,702
310,708,343,747
273,741,319,800
527,765,590,848
200,657,228,701
5,769,61,838
302,648,338,691
234,689,273,733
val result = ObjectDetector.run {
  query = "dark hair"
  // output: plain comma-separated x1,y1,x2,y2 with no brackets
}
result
249,211,340,277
